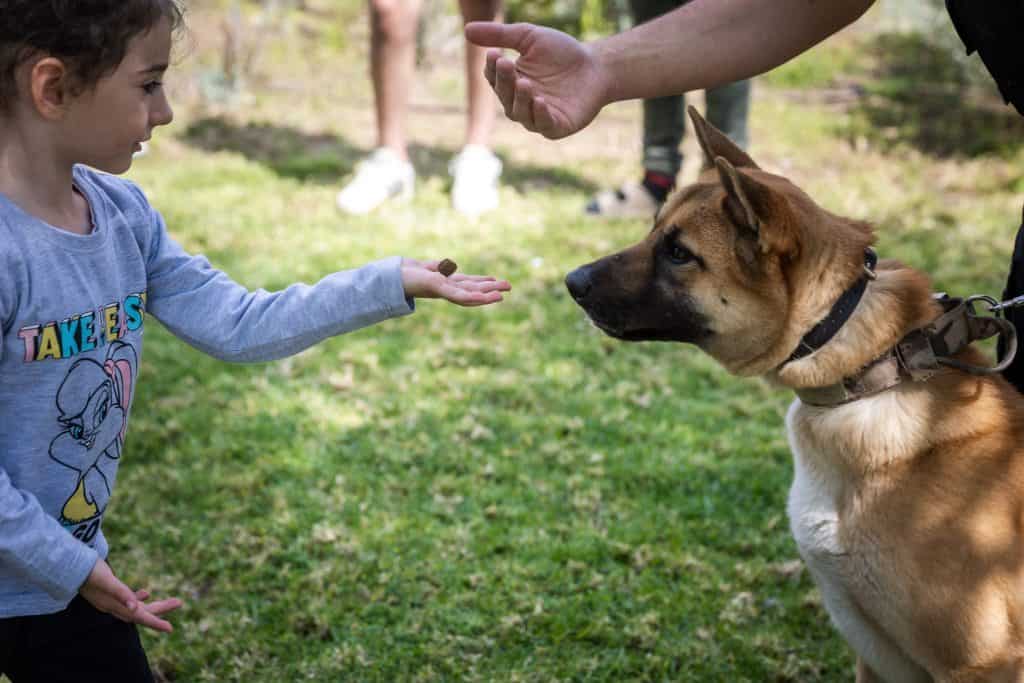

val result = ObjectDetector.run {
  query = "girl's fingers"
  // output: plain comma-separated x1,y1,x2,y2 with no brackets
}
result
442,273,510,290
130,607,174,634
110,589,179,633
452,279,510,292
449,273,497,283
441,283,504,306
455,293,504,307
144,597,184,616
107,578,138,612
123,598,178,633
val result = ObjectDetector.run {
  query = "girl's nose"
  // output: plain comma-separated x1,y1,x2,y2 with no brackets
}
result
152,94,174,127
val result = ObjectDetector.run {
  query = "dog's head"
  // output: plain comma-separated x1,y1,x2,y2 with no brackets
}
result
566,107,874,376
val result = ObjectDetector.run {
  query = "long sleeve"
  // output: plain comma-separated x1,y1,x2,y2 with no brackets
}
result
142,208,415,362
0,273,98,604
0,467,98,602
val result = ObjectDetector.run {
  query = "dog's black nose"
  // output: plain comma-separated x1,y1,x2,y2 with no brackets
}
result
565,267,592,301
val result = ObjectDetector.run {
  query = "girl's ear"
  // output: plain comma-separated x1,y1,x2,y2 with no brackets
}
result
28,57,72,120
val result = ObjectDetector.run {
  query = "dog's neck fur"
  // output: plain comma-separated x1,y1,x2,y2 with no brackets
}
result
717,207,876,378
772,259,941,390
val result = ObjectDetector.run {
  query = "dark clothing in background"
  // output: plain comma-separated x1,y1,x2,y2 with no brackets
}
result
946,0,1024,391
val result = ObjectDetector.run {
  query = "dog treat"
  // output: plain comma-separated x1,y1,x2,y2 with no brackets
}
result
438,259,458,277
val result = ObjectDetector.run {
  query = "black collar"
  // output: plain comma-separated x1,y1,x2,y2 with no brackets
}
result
785,248,877,364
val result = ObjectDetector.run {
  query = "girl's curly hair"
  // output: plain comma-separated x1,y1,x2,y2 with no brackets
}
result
0,0,184,110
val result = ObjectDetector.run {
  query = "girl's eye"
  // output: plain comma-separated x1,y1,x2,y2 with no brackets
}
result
69,423,84,440
142,81,163,94
668,244,695,265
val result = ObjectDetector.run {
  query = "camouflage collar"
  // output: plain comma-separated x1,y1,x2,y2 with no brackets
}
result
795,294,1017,407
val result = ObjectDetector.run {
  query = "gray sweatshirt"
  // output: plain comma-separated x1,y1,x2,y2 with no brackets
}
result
0,166,414,617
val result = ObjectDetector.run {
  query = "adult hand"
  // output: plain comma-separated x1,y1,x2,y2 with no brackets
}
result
465,22,609,140
401,259,510,307
79,559,183,633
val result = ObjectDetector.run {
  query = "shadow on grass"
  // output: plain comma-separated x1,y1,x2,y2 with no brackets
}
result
179,116,598,194
845,32,1024,158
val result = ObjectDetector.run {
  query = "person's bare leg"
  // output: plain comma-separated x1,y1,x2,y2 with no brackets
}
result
458,0,503,147
370,0,423,160
336,0,421,214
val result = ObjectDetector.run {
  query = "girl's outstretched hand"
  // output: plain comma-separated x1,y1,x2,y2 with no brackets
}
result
401,258,510,307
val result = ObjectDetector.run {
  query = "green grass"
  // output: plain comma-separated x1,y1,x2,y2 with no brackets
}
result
35,5,1024,681
124,137,843,682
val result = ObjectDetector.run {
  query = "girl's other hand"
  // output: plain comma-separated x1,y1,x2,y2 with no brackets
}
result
79,559,183,634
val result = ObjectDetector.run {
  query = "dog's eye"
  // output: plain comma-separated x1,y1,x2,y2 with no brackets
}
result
668,244,695,265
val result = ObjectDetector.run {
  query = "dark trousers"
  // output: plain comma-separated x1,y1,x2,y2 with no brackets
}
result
0,595,154,683
1001,210,1024,392
630,0,752,176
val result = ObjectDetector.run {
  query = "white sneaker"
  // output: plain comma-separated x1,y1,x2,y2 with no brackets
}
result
336,148,415,215
449,145,502,217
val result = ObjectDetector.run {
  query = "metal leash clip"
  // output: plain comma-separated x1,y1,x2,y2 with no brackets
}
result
987,294,1024,313
908,294,1018,376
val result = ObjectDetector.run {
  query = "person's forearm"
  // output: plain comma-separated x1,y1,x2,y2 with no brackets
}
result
593,0,875,103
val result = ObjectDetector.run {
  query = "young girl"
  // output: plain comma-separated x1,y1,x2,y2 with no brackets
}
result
0,2,510,680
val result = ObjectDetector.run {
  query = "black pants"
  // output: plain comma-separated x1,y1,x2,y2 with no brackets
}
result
0,595,153,683
1001,208,1024,393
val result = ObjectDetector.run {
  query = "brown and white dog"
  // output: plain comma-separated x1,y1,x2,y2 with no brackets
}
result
566,107,1024,682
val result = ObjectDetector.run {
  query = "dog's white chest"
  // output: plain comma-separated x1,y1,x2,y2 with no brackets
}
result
784,399,931,682
786,448,845,567
784,401,861,570
784,392,926,565
785,418,853,597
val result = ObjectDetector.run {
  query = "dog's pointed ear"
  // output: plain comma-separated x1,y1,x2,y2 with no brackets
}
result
715,156,797,256
688,105,759,170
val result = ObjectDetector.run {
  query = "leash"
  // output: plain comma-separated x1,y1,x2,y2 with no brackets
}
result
793,287,1020,408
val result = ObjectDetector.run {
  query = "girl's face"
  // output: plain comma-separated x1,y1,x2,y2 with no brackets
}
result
60,17,174,174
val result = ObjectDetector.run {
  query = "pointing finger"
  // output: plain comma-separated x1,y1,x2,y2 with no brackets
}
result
465,21,533,52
